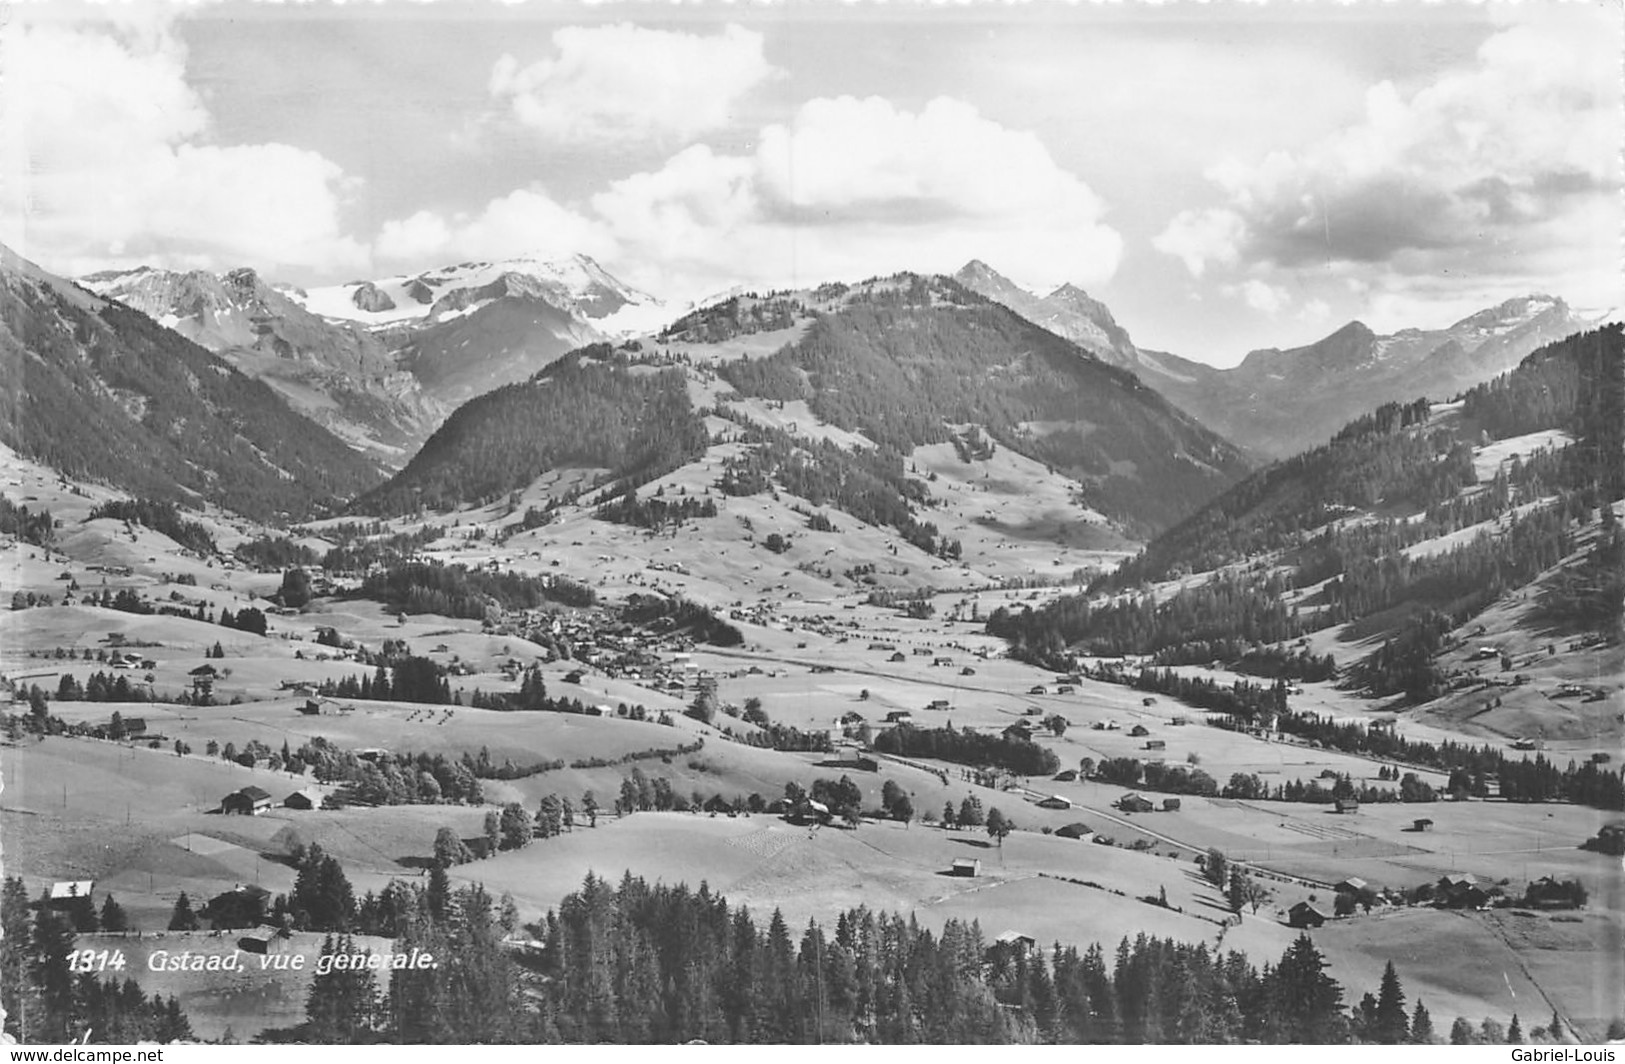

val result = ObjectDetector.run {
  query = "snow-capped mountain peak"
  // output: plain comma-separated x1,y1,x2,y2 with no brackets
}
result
290,252,673,336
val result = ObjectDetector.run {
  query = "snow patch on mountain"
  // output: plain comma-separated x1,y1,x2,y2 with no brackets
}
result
293,254,673,336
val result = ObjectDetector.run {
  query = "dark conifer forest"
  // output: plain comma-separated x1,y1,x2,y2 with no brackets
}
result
241,864,1452,1045
355,349,709,515
988,325,1624,676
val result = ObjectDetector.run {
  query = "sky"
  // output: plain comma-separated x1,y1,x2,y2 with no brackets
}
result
2,1,1620,365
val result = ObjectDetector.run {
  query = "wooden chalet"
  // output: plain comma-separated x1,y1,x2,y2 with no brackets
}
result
222,786,273,816
237,926,285,955
1288,902,1328,928
46,881,95,910
949,858,981,877
284,787,325,811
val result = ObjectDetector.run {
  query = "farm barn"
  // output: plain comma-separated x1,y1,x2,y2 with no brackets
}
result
237,926,285,954
45,880,95,911
1288,902,1328,929
949,858,981,877
206,884,271,927
284,787,324,810
222,786,273,816
1437,873,1489,909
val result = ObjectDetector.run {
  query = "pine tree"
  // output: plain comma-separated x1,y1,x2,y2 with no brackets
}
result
30,909,78,1041
305,934,378,1042
1411,999,1436,1043
1272,933,1346,1042
1508,1013,1523,1044
427,862,451,924
2,878,33,1042
1227,868,1247,914
168,892,200,931
1374,960,1409,1043
100,894,130,933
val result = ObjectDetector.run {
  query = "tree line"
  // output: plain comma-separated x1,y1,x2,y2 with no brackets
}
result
872,722,1061,776
258,851,1544,1045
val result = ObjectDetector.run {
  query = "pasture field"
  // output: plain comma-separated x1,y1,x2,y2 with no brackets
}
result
1310,907,1623,1041
448,811,1237,942
47,697,708,774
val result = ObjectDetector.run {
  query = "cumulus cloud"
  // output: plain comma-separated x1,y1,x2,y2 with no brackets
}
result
1152,208,1244,278
374,187,614,267
593,95,1123,297
1297,298,1332,325
1223,280,1291,318
490,23,778,144
383,94,1121,301
0,11,366,276
1153,19,1621,304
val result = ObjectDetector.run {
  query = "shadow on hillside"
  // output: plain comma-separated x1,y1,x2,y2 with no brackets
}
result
948,837,992,849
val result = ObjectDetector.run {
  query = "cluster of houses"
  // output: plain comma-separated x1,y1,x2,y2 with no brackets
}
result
1116,793,1181,813
1286,868,1570,928
220,785,325,815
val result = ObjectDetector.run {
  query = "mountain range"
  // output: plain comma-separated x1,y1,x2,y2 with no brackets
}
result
0,244,381,521
952,263,1598,460
362,273,1252,542
32,242,1608,546
81,254,673,463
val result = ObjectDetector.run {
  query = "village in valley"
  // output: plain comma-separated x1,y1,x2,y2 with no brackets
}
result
3,3,1623,1044
2,369,1621,1042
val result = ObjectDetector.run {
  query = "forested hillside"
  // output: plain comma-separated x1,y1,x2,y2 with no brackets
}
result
356,346,708,514
713,274,1251,536
0,245,382,521
358,274,1250,539
989,326,1624,671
